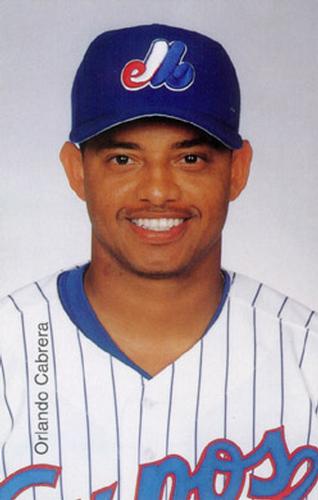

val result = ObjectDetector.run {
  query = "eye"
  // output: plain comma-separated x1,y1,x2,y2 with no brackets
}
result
179,153,209,168
112,155,131,165
183,154,200,164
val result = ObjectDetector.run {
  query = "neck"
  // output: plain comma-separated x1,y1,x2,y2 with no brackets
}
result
84,239,225,375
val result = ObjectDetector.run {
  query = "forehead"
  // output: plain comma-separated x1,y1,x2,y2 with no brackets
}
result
81,117,227,151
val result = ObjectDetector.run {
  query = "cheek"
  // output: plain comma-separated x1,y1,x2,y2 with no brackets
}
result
85,165,136,202
83,177,113,229
203,197,230,228
83,174,134,231
189,173,231,211
192,179,231,234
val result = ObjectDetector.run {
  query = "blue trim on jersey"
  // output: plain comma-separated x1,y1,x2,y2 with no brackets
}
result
58,264,151,379
57,264,231,380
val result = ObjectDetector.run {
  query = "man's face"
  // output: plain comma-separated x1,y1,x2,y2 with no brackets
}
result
68,119,250,278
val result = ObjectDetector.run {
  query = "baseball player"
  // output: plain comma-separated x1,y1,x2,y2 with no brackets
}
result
0,24,317,500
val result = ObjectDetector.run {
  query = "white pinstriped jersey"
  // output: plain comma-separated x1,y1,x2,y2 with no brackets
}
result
0,264,317,499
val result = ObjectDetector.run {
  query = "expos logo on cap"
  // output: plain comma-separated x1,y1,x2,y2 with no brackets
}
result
121,39,195,92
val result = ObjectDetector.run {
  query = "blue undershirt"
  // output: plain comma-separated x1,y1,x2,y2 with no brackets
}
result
57,264,231,380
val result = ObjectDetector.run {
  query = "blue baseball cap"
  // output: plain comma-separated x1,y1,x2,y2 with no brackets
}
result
70,24,242,149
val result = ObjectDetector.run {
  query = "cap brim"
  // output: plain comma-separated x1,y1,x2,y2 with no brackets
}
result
70,105,242,149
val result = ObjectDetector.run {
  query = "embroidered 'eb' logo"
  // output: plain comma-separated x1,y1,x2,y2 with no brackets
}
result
121,39,195,92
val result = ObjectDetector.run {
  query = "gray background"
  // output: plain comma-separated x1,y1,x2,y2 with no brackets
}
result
1,0,317,310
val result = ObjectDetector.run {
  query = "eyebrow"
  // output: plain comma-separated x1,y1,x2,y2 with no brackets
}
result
94,140,141,151
172,138,214,149
95,137,212,151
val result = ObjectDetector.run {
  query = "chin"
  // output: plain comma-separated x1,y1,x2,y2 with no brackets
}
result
120,256,198,280
100,241,209,279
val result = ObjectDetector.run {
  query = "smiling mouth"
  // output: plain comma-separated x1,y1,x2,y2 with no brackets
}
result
131,218,186,232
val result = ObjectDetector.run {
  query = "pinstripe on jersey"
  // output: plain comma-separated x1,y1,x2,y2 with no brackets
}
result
0,265,317,499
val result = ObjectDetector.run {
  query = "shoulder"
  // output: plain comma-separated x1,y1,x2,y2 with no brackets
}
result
227,271,318,403
227,270,317,333
0,263,86,319
0,272,60,313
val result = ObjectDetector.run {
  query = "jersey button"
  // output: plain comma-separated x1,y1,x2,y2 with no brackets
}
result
144,397,156,409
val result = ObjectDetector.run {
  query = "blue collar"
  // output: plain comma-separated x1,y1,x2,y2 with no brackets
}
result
58,264,231,379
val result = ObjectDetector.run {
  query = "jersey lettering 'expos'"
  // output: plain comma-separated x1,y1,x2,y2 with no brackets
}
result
0,264,317,499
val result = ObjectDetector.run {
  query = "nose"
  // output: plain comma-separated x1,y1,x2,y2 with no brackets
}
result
136,162,181,206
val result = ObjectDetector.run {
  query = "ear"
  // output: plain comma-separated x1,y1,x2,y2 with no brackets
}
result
229,140,253,201
59,142,86,201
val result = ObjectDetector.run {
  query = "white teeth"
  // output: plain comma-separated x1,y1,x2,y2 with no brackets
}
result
131,218,185,231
